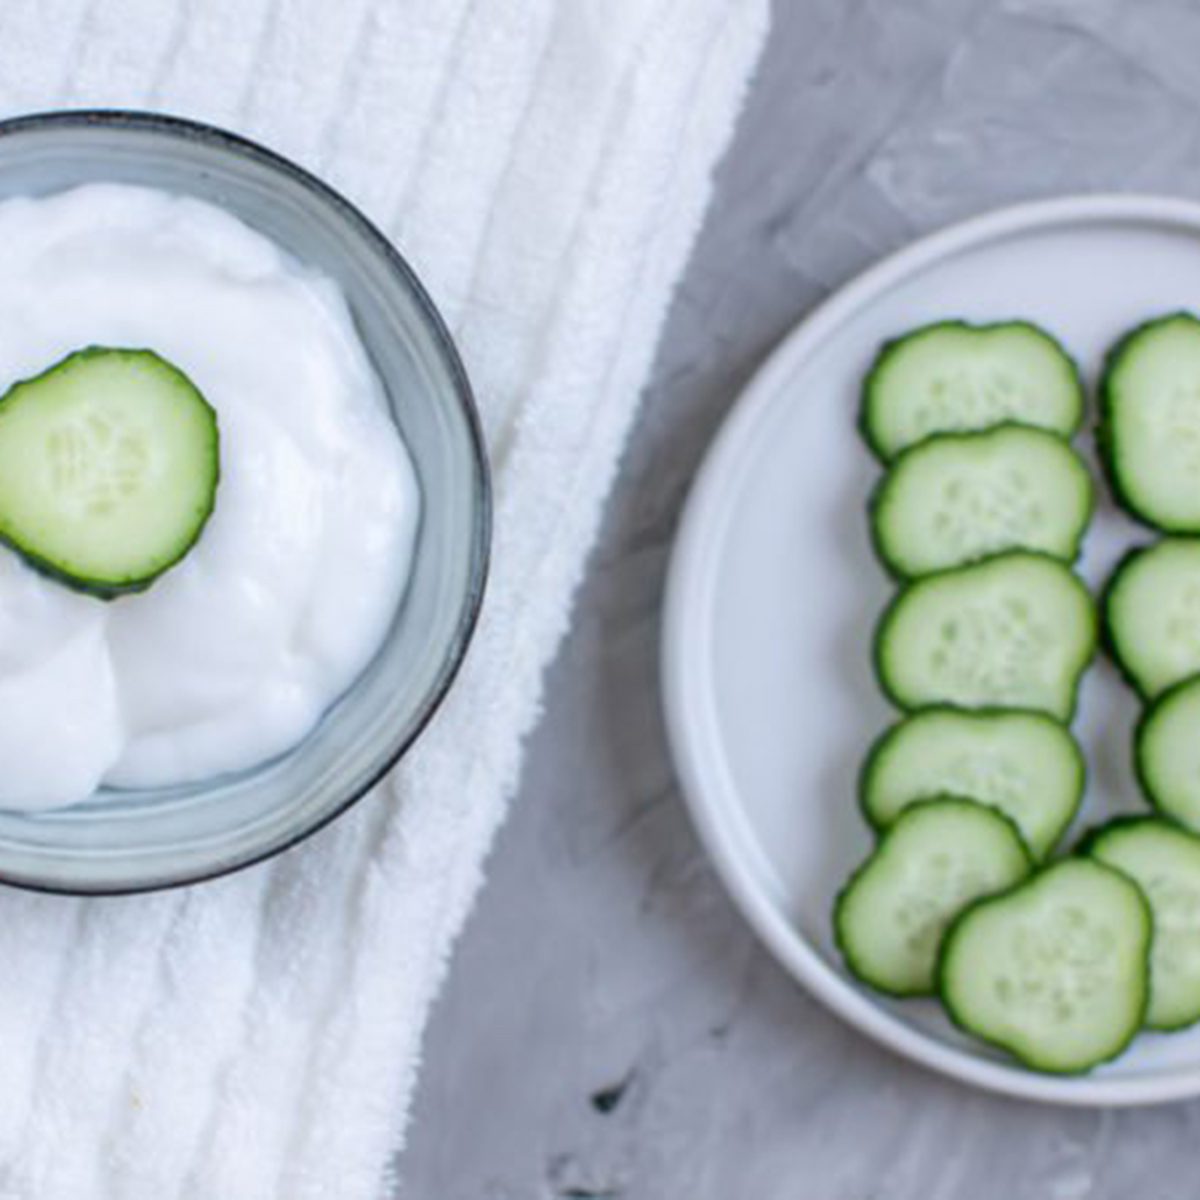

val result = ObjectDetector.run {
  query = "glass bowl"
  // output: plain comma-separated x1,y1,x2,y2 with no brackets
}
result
0,110,490,894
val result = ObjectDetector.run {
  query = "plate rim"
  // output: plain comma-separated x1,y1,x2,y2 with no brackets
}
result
661,192,1200,1107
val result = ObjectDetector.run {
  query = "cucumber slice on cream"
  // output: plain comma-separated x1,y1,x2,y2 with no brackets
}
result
0,347,219,596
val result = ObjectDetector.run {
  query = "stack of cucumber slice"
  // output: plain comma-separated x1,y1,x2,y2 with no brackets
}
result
1103,316,1200,842
1097,315,1200,1034
834,318,1199,1074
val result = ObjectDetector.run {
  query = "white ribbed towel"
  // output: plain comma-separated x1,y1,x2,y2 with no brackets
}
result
0,2,768,1196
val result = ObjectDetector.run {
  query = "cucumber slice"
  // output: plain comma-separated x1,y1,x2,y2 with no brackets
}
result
1101,312,1200,532
875,552,1096,720
861,708,1083,859
0,347,218,596
834,797,1032,996
1084,816,1200,1031
1105,539,1200,699
939,859,1151,1073
862,320,1084,461
871,424,1093,578
1136,675,1200,828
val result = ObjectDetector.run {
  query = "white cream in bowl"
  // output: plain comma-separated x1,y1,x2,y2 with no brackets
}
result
0,183,419,808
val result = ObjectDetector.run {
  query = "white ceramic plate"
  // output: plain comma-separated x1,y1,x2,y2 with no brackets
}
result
662,195,1200,1106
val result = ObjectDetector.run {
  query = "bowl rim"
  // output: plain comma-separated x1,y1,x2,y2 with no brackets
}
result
0,107,491,897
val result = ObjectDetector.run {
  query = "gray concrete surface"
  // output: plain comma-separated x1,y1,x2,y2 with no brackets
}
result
400,1,1200,1195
